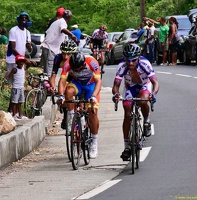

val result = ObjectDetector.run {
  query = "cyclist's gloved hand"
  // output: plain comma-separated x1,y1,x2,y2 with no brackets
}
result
112,93,120,103
152,93,156,104
57,94,65,104
89,96,98,103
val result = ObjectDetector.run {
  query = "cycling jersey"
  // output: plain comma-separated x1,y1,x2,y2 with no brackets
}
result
60,55,101,85
92,29,108,41
115,56,156,102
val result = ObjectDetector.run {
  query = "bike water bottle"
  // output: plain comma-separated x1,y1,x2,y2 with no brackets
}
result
81,116,86,131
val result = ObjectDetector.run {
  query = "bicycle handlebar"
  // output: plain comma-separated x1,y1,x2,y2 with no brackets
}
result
114,97,154,112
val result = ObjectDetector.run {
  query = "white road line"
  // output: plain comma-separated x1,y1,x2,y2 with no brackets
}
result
175,74,192,78
140,147,152,162
156,71,172,74
193,77,197,79
72,179,122,200
151,124,154,135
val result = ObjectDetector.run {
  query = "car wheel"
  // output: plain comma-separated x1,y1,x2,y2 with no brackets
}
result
26,42,37,58
183,50,191,65
110,51,116,65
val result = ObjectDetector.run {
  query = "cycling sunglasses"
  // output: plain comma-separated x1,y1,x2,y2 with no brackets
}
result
125,58,138,63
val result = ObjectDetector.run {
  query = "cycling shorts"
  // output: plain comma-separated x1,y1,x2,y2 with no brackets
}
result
123,82,152,107
67,80,100,109
92,39,104,50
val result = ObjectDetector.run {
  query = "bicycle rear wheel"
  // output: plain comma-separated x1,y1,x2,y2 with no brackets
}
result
70,114,82,170
83,118,91,165
25,88,39,118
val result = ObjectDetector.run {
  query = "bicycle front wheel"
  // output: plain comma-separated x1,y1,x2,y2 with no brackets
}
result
83,118,91,165
64,109,72,162
70,114,82,170
130,117,136,174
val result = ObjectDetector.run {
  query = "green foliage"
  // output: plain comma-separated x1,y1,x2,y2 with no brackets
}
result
0,0,196,35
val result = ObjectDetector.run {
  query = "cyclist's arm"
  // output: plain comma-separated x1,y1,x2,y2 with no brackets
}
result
112,79,121,95
92,77,102,97
58,77,67,95
149,75,159,95
61,28,77,42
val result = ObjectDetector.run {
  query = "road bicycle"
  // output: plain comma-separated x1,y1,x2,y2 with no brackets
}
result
115,97,154,174
93,49,108,79
25,73,49,118
52,94,93,170
64,98,93,170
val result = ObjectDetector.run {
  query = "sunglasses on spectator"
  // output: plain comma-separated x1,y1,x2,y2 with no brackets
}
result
125,58,138,63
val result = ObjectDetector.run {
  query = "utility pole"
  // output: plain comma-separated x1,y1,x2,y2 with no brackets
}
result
140,0,146,21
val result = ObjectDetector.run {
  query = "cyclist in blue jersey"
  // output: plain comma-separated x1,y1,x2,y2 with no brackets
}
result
112,43,159,161
49,40,77,129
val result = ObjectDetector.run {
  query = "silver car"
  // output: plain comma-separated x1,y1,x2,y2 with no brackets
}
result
110,29,138,64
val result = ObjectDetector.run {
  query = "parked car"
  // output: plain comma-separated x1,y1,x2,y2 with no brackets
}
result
110,28,138,64
154,15,192,64
26,34,45,60
105,32,123,65
183,8,197,64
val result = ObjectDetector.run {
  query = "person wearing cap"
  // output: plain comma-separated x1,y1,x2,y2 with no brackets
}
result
46,7,65,31
144,17,169,66
71,24,82,46
40,9,78,76
5,11,36,113
1,55,29,120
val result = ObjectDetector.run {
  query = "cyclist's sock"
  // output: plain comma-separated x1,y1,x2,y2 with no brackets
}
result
92,134,98,145
124,139,130,149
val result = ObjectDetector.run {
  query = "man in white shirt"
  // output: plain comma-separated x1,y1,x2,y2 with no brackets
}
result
40,10,77,76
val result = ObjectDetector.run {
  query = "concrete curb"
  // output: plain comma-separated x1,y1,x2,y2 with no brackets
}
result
0,96,57,169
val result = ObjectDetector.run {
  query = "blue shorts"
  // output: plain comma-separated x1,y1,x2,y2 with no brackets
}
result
67,80,96,100
11,88,25,103
123,83,151,107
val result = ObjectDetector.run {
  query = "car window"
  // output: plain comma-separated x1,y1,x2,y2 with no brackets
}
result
130,33,138,38
112,34,122,42
177,18,191,29
31,35,43,45
123,31,131,40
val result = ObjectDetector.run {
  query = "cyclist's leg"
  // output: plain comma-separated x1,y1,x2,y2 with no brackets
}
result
121,89,133,160
138,83,152,137
92,39,98,60
83,83,100,158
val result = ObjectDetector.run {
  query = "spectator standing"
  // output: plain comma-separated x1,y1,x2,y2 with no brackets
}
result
144,17,169,66
0,28,8,44
40,10,77,76
5,11,36,112
145,21,155,63
168,17,179,66
1,55,28,120
189,17,197,64
46,7,65,32
71,24,82,46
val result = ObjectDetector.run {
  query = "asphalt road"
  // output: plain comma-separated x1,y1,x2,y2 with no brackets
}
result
1,63,197,200
91,63,197,200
